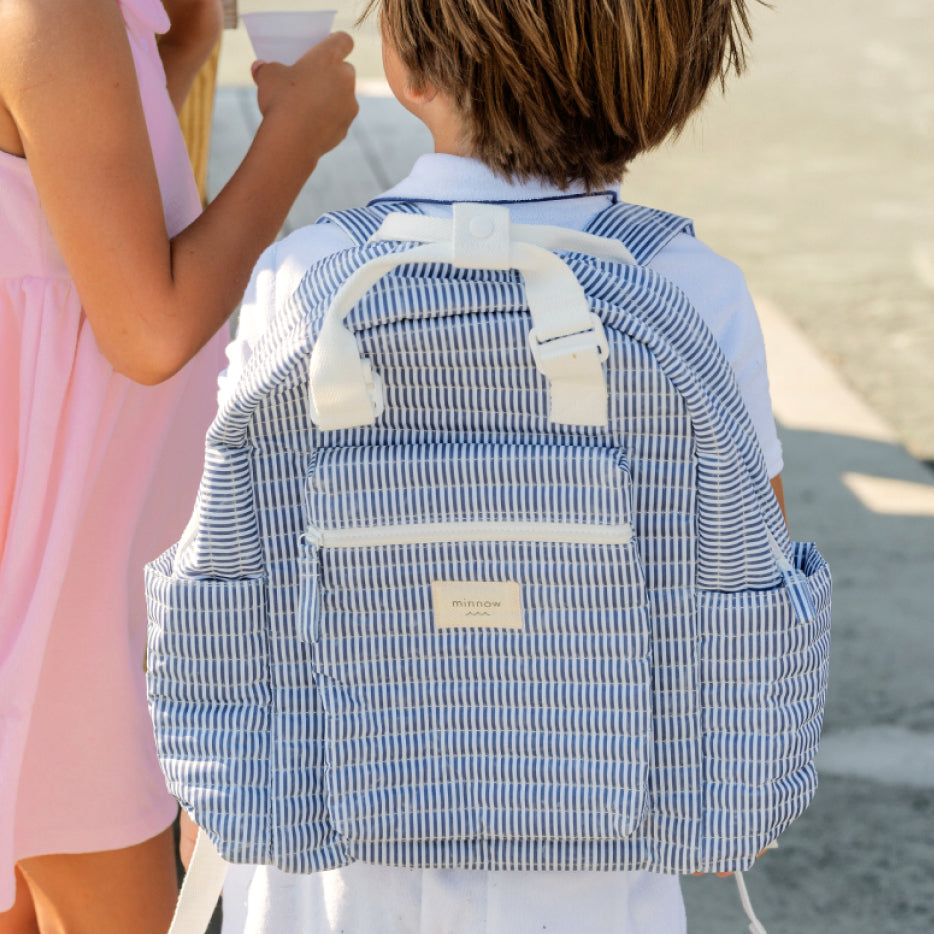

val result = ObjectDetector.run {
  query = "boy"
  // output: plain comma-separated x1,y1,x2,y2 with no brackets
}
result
220,1,783,931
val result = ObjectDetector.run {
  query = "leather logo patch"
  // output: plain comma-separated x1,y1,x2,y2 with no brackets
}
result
431,580,522,629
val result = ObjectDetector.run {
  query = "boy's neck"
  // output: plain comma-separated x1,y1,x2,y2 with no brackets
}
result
383,42,468,158
409,90,467,158
430,121,466,158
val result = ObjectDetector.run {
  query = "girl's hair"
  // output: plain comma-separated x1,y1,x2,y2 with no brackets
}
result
363,0,755,190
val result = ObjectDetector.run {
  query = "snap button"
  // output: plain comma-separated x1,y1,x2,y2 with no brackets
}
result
451,203,511,269
469,215,495,239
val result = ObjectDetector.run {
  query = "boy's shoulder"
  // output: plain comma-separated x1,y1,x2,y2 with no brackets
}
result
272,220,361,295
262,201,428,300
273,198,757,356
314,198,694,254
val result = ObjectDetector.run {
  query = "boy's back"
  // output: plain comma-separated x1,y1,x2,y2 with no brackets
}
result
150,2,830,932
165,156,828,934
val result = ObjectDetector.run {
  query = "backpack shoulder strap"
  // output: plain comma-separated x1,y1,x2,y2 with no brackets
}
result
584,202,694,265
166,831,228,934
316,200,425,245
319,199,691,262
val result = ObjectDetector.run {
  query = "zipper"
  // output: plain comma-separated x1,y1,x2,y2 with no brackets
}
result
305,519,634,549
762,524,817,623
763,523,794,574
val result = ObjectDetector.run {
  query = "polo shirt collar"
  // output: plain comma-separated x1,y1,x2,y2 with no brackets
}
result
371,154,618,207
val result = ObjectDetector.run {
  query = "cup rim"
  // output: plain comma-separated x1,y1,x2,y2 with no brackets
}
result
241,10,337,23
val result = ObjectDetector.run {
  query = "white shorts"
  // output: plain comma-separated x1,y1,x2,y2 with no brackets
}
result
222,863,686,934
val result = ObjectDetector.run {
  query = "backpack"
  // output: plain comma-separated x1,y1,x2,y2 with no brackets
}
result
146,200,830,908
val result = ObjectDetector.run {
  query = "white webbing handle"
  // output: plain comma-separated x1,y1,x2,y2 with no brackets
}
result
373,210,636,267
307,240,445,430
734,872,770,934
307,203,636,431
166,830,228,934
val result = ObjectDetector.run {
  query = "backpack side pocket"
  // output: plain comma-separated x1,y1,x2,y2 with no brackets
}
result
695,540,831,871
146,545,272,865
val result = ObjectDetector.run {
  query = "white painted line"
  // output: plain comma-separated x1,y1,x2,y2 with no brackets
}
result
755,295,898,443
911,242,934,291
842,472,934,517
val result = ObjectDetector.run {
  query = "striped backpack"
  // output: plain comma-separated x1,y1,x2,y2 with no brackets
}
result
146,201,830,928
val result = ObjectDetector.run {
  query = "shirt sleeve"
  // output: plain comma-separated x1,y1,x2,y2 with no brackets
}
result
648,233,784,478
216,221,355,409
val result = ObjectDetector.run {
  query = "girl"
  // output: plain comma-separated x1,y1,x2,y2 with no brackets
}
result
0,0,357,931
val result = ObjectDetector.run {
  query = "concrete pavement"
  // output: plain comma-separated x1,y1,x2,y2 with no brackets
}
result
206,4,934,930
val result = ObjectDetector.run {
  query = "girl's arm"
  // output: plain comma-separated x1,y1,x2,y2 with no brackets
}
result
0,0,356,384
157,0,224,113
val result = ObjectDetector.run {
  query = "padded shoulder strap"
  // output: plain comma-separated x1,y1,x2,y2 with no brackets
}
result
584,202,694,265
321,199,692,264
316,201,425,245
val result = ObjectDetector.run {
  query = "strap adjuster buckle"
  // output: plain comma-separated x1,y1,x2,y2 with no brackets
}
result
527,313,609,369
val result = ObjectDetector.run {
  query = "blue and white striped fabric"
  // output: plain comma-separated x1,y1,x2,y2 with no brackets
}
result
146,201,831,877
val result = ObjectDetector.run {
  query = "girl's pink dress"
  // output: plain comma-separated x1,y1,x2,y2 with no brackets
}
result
0,0,227,909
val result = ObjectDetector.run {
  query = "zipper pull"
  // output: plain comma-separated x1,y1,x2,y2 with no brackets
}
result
300,532,322,642
763,525,816,624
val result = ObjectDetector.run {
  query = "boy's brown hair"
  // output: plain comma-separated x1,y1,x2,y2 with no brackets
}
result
365,0,755,190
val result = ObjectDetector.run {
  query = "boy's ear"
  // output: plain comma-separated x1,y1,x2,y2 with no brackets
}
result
405,79,438,106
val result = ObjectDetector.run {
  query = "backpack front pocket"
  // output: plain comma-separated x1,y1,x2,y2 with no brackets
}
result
301,442,653,854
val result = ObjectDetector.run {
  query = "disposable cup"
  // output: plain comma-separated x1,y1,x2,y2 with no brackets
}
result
241,10,337,66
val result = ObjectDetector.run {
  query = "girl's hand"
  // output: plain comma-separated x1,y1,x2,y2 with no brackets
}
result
250,31,358,176
158,0,224,112
0,0,355,384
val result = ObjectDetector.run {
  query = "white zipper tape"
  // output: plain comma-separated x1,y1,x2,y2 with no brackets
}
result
307,520,634,549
